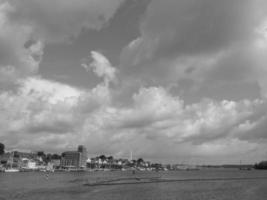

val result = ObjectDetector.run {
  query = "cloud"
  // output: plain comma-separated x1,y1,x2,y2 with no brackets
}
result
233,109,267,142
0,75,114,150
20,77,82,104
0,77,82,133
7,0,125,43
108,88,263,143
123,0,267,60
83,86,267,162
0,0,124,84
82,51,117,85
0,75,267,162
120,0,267,100
0,1,44,83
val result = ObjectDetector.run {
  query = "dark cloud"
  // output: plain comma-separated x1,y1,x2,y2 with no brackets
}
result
144,0,258,57
234,101,267,141
239,117,267,141
8,0,125,43
120,0,267,101
26,120,75,134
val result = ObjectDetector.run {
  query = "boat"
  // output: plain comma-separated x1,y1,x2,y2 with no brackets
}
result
0,167,6,172
5,151,20,172
45,163,55,172
68,168,85,172
4,168,19,172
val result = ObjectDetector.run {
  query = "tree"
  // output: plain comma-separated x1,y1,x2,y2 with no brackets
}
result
13,151,19,158
107,156,114,168
51,154,61,160
107,156,114,164
0,143,4,155
46,154,52,162
137,158,144,164
254,161,267,169
37,151,45,157
99,155,106,161
107,156,113,161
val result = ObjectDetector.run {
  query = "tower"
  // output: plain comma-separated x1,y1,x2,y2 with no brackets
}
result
78,145,87,168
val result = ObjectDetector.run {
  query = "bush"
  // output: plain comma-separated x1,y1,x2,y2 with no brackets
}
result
254,161,267,169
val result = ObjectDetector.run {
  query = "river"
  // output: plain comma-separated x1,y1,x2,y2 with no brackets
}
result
1,169,267,200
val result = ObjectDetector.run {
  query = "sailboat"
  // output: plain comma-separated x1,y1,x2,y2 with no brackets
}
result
5,152,19,172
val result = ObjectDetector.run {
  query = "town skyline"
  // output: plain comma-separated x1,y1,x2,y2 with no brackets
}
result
1,0,267,164
0,142,260,166
1,143,259,171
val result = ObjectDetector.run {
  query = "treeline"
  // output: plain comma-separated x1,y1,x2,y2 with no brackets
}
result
0,143,4,155
254,161,267,169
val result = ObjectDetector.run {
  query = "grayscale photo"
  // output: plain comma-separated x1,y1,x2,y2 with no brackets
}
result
0,0,267,199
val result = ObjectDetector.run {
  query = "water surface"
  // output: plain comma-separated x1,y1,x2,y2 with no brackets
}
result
1,169,267,200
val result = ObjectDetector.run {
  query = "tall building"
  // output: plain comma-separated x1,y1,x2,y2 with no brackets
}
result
60,145,87,168
78,145,87,168
61,151,81,168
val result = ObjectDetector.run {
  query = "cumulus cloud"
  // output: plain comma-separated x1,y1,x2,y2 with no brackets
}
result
81,86,267,162
82,51,117,85
0,76,108,150
0,0,124,84
0,0,124,150
108,88,263,143
0,74,267,162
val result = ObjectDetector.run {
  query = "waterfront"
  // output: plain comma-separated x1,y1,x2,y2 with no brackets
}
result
1,169,267,200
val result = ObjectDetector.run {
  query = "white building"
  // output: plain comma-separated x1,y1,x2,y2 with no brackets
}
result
21,158,37,169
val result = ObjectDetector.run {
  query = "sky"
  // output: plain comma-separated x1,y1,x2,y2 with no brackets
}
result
0,0,267,164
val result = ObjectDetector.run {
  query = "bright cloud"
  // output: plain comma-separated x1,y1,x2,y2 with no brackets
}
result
2,76,266,163
82,51,117,85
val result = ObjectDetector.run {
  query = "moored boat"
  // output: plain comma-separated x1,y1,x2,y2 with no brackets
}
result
4,168,19,172
5,152,19,172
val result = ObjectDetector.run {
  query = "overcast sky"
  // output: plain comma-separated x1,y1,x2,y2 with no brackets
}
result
1,0,267,164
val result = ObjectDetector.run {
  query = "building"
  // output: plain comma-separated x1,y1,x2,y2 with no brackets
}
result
20,158,37,170
60,145,88,168
78,145,87,168
61,151,81,168
50,159,61,167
